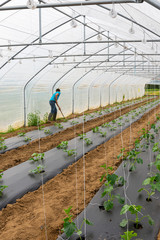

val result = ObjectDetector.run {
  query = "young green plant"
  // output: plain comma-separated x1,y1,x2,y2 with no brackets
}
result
120,204,154,229
62,206,93,239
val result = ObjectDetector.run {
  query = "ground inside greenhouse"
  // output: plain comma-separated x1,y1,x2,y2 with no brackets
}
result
0,95,152,139
0,97,157,171
0,104,160,239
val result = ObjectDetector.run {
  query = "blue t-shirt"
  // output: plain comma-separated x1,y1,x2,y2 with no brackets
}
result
50,91,61,102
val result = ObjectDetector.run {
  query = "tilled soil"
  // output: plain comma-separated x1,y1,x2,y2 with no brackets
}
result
0,98,156,171
0,104,159,240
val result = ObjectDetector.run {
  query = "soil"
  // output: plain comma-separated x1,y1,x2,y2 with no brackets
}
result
0,98,156,171
0,103,159,240
0,96,150,139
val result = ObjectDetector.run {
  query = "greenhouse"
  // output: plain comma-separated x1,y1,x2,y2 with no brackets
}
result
0,0,160,239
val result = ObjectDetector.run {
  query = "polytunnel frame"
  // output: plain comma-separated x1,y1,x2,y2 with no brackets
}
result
71,47,134,113
0,1,159,126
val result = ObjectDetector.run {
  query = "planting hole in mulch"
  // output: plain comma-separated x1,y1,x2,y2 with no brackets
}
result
146,197,152,202
76,235,85,240
99,205,105,210
134,223,143,229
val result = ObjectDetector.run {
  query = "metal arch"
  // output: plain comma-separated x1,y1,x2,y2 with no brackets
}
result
0,0,142,11
51,44,114,94
88,71,106,110
0,15,81,70
24,31,110,126
100,55,134,105
72,48,131,114
99,5,160,39
107,61,148,104
0,0,11,7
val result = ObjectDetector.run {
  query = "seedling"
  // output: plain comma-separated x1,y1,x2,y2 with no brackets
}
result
121,231,137,240
92,126,100,133
71,120,79,125
0,139,7,150
0,170,3,179
62,206,93,239
141,174,160,193
89,114,94,118
63,118,68,122
84,138,92,146
83,116,86,121
152,143,160,153
125,119,130,123
64,149,77,157
127,149,143,172
54,123,63,129
18,132,26,137
101,123,111,128
38,125,45,130
78,133,86,139
98,110,103,115
24,137,31,142
44,129,52,135
110,126,117,131
112,119,117,124
100,165,124,211
118,122,124,126
117,148,126,160
120,204,154,229
101,181,124,211
29,153,45,162
29,165,45,174
99,131,107,137
57,141,68,150
0,185,8,197
119,116,123,120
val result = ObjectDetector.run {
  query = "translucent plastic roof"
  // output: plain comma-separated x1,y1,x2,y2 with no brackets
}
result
0,0,160,89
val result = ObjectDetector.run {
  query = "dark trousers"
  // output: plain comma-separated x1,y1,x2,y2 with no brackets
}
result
49,100,57,114
48,100,57,121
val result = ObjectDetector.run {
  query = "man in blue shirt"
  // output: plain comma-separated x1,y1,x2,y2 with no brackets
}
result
48,88,61,121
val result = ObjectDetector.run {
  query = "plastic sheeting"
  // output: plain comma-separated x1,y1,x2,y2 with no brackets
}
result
0,0,159,131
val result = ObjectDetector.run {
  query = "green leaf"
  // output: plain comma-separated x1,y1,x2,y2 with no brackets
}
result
136,158,143,164
147,215,154,225
100,174,105,182
64,206,72,215
120,219,128,228
138,188,144,192
129,205,142,215
77,230,82,236
84,218,93,226
107,174,118,185
63,222,76,237
104,200,114,211
120,205,130,215
154,182,160,192
143,178,151,185
115,194,125,204
129,165,136,172
121,230,137,240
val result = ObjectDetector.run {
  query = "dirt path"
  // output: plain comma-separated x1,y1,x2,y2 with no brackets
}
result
0,96,151,139
0,104,159,240
0,98,156,171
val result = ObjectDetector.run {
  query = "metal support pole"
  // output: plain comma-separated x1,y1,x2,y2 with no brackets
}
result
84,15,86,55
39,0,42,43
0,0,141,11
108,31,109,61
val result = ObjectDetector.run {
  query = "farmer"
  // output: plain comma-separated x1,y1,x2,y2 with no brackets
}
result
48,88,61,121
